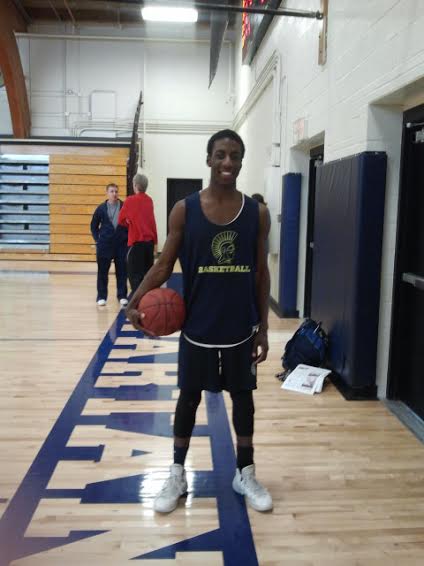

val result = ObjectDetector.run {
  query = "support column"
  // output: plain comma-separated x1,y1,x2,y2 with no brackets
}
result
0,0,29,138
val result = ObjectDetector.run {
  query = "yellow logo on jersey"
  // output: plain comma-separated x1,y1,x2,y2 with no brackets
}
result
197,230,251,274
211,231,237,265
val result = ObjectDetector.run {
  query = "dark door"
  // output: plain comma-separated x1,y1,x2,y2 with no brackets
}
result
167,178,202,233
389,105,424,419
303,145,324,318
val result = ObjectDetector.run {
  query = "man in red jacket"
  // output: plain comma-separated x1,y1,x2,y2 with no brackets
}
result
118,173,158,292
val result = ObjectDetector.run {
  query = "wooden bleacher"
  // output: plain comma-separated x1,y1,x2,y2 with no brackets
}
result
0,144,129,261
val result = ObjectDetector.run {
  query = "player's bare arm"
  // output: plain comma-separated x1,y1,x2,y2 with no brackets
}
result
253,203,271,364
126,200,185,330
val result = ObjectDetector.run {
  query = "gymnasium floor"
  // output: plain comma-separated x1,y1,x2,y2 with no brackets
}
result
1,262,424,565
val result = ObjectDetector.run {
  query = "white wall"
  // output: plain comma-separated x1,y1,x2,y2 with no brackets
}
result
236,81,279,299
232,0,424,397
237,82,273,195
5,30,234,249
14,35,144,137
0,87,13,135
143,133,211,246
144,42,233,125
14,34,233,139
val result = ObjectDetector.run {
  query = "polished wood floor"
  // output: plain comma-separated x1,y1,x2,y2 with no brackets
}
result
1,261,424,565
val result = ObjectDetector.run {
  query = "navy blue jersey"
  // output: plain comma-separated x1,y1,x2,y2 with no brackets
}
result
180,192,260,346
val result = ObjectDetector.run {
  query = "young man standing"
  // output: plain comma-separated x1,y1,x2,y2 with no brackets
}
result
126,130,272,513
118,173,158,292
90,183,128,306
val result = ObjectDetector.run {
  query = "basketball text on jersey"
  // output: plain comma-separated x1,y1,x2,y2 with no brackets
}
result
198,265,251,273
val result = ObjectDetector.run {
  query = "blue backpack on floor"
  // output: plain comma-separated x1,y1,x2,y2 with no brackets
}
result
282,319,328,373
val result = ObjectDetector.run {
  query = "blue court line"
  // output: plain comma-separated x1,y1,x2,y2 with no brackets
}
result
205,392,258,566
100,371,142,376
0,310,126,566
133,394,258,563
60,445,105,462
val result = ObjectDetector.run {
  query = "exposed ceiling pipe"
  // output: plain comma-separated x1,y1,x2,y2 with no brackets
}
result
15,32,220,44
156,1,323,20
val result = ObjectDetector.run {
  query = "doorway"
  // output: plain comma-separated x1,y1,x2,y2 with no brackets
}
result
388,104,424,420
167,178,202,232
303,145,324,318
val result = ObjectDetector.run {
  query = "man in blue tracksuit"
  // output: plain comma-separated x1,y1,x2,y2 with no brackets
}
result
90,183,128,306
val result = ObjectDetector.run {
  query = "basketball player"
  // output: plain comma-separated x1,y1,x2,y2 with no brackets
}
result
126,129,272,513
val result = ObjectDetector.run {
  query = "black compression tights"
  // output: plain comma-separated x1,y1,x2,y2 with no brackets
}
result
173,390,202,439
173,389,254,439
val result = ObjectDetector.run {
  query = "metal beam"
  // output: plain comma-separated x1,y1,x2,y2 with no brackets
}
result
48,0,62,21
318,0,328,64
196,2,323,20
0,3,31,137
63,0,77,26
10,0,32,25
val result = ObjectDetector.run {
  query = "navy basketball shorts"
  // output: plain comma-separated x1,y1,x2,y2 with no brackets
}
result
178,333,258,393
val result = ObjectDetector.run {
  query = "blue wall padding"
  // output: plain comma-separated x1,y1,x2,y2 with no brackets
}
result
279,173,301,317
311,151,387,391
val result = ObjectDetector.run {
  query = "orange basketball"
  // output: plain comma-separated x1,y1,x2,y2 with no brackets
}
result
137,288,185,336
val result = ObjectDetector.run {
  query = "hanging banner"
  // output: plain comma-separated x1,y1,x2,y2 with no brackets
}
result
209,1,229,88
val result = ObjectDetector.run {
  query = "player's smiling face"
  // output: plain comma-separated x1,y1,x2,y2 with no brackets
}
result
207,138,243,186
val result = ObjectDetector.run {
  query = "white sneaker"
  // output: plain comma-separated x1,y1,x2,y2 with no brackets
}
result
119,298,128,307
154,464,188,513
96,299,106,306
232,464,273,512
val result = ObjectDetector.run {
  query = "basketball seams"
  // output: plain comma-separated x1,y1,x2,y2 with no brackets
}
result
163,299,169,337
169,298,185,332
137,287,185,336
143,303,163,331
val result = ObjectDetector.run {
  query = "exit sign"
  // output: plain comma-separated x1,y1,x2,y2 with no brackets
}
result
242,0,282,64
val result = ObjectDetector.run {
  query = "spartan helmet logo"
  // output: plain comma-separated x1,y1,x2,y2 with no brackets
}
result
211,231,237,265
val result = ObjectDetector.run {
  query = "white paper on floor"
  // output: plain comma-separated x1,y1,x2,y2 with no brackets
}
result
281,364,332,395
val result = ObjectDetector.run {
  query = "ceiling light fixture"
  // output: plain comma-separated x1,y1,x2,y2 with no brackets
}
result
141,6,198,23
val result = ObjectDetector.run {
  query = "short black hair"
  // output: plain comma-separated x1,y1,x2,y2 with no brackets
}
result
207,129,245,158
251,193,266,204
